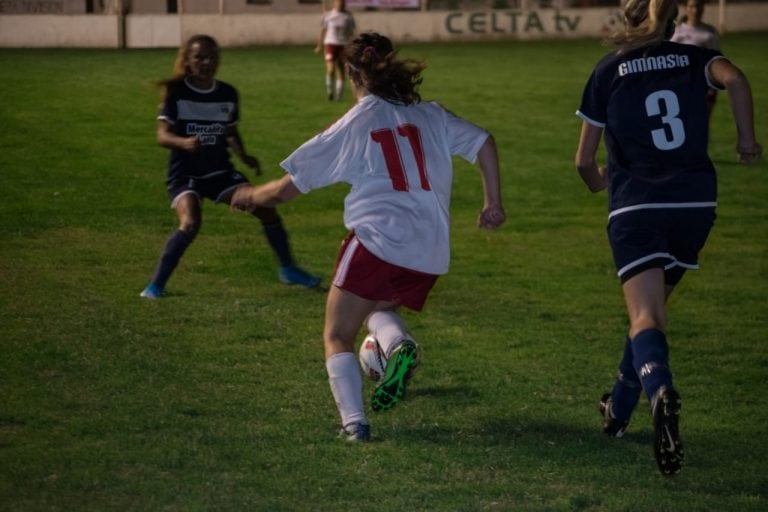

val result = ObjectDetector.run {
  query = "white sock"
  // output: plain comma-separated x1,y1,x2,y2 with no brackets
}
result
326,352,366,428
335,78,344,98
366,311,411,358
325,75,333,95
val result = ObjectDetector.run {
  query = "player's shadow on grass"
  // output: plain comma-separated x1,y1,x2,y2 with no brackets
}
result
390,413,658,472
394,415,651,446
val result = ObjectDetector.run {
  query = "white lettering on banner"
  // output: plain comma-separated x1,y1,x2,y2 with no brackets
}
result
347,0,419,8
444,10,582,35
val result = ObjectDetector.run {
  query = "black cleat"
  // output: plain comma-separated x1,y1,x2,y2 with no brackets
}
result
599,393,630,438
652,387,683,475
338,422,370,443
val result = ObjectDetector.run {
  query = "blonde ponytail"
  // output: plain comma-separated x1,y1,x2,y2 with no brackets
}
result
610,0,679,52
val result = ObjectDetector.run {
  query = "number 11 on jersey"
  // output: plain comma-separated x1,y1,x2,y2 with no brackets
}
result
371,124,431,192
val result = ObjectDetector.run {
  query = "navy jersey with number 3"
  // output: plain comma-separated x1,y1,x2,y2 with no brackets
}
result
577,41,724,212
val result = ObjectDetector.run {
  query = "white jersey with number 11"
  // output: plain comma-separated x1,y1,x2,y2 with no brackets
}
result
281,94,489,275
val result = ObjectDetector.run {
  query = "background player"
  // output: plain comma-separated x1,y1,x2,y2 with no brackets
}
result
671,0,719,50
232,32,505,442
140,34,320,299
671,0,720,117
574,0,761,475
315,0,355,101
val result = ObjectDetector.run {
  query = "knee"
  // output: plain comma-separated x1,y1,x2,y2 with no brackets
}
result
179,220,201,240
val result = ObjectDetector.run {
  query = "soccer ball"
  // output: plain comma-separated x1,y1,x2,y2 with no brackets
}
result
359,334,387,381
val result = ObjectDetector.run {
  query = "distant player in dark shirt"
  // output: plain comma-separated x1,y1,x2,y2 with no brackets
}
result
574,0,761,476
140,34,320,299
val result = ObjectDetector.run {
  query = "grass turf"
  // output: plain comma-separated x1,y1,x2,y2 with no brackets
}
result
0,33,766,511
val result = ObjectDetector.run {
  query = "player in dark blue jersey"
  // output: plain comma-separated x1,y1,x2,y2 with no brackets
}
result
574,0,761,475
140,34,320,299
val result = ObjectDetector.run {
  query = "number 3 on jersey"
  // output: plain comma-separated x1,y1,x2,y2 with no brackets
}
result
645,89,685,151
371,124,431,192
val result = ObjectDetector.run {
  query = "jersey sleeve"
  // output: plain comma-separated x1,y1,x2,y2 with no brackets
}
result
158,85,178,125
438,104,489,164
703,51,727,91
280,117,358,193
576,69,606,128
228,88,240,126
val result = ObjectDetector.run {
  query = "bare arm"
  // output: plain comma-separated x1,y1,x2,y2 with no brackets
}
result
225,125,261,175
157,119,200,153
574,121,608,192
315,28,326,53
231,175,301,211
708,58,762,163
475,135,506,230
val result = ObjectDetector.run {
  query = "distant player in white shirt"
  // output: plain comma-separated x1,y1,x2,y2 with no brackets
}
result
315,0,355,101
233,32,505,442
671,0,720,117
671,0,719,50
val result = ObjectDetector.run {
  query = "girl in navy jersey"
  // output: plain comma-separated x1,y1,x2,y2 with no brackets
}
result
575,0,761,475
140,34,319,299
232,32,505,442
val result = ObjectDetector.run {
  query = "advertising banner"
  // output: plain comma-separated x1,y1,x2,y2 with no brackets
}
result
346,0,420,9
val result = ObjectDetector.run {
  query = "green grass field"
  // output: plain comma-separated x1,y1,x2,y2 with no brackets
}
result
1,33,766,511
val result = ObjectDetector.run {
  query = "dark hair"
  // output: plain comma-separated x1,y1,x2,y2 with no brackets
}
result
157,34,220,99
344,32,425,106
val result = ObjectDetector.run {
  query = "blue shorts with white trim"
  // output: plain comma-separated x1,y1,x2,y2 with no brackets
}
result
607,205,716,285
167,169,249,206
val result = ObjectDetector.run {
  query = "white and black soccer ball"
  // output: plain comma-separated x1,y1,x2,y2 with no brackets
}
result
359,334,387,381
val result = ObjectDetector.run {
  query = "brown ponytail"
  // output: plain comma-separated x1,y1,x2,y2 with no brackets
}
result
344,32,426,106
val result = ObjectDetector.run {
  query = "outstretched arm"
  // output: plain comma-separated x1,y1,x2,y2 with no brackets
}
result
574,121,608,192
475,135,506,230
226,125,262,176
708,58,762,164
231,175,301,211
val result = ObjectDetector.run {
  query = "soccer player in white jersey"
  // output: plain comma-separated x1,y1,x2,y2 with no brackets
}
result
140,35,320,299
233,32,505,442
671,0,720,117
315,0,355,101
575,0,761,475
671,0,719,50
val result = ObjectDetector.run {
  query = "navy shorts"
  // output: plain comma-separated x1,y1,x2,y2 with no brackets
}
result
167,170,249,207
607,206,716,285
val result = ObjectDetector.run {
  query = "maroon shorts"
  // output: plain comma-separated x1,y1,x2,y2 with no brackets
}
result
324,44,344,62
332,233,439,311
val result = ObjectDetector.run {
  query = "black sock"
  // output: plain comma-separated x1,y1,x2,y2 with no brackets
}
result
609,336,643,421
262,218,293,267
632,329,673,404
151,230,193,288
